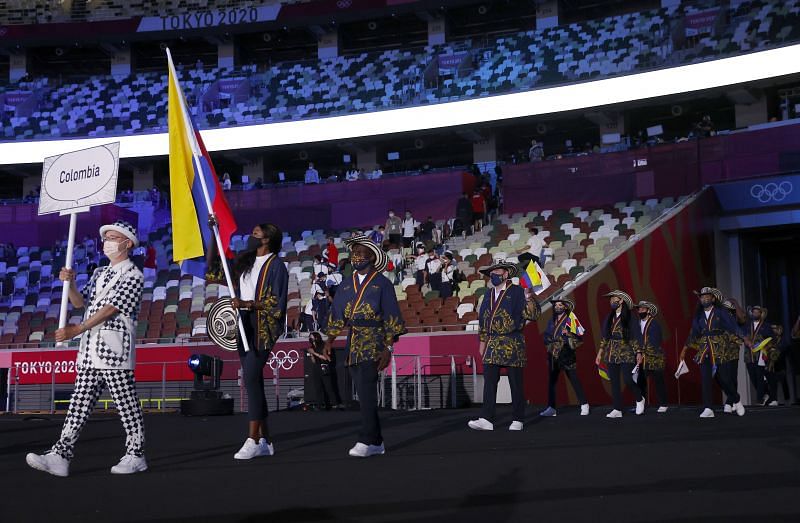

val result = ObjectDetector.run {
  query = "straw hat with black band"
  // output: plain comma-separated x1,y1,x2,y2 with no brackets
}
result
549,296,575,313
478,259,519,279
694,286,723,304
635,300,659,317
344,234,388,273
603,290,633,309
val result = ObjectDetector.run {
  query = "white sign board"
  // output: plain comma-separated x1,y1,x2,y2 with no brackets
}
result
38,142,120,216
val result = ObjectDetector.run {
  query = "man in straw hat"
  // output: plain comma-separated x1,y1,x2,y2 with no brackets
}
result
632,300,668,413
680,287,746,417
719,298,747,413
27,220,147,477
595,289,645,418
324,234,405,457
745,304,773,406
468,260,541,431
539,296,590,417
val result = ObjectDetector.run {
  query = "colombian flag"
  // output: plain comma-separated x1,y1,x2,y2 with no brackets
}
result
597,362,610,381
567,312,585,336
167,50,237,278
519,259,550,295
751,337,772,353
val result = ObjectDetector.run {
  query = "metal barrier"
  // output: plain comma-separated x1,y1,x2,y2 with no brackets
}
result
384,353,476,411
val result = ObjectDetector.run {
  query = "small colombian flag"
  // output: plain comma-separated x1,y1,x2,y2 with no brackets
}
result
597,362,610,381
751,337,773,353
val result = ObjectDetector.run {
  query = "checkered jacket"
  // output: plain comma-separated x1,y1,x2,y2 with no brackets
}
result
77,262,144,370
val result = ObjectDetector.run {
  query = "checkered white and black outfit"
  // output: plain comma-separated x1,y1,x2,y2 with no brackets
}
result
52,261,146,461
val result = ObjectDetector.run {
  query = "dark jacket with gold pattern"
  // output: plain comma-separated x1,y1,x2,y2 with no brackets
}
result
479,285,541,368
746,318,772,365
543,312,582,370
631,317,664,370
326,270,406,366
600,311,637,364
686,305,740,364
239,254,289,354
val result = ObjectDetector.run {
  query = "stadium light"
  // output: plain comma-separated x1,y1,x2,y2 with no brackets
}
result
187,353,223,391
1,43,799,165
181,353,233,415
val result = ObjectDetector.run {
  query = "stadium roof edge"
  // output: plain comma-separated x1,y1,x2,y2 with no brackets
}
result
1,43,799,166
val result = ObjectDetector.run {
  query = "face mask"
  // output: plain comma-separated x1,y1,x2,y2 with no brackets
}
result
352,258,370,271
610,302,619,310
103,240,125,258
554,306,565,315
490,274,504,287
639,312,648,319
247,235,263,251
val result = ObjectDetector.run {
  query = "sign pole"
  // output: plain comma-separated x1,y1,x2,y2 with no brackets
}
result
56,212,78,347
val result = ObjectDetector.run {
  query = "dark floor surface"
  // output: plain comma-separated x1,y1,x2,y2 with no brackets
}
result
1,405,799,523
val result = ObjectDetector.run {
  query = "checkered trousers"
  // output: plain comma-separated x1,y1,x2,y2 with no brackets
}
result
51,368,145,460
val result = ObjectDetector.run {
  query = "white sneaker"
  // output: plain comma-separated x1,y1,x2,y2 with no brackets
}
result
467,418,494,431
348,442,385,458
635,398,645,415
606,409,622,418
723,404,732,414
110,454,148,474
234,438,274,460
26,452,69,477
734,402,746,416
508,421,524,431
580,403,590,416
657,406,668,413
768,401,779,407
699,408,715,418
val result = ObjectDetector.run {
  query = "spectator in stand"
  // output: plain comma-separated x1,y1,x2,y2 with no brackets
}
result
425,249,442,293
313,255,330,277
413,243,427,291
345,168,360,182
456,193,473,238
385,210,402,248
142,243,157,281
371,165,383,180
221,172,232,191
304,162,320,184
471,188,486,232
326,271,343,298
323,237,339,268
402,210,418,251
311,273,329,332
306,331,342,410
369,226,385,246
419,216,436,250
694,115,715,138
517,227,546,267
529,139,544,162
440,252,455,300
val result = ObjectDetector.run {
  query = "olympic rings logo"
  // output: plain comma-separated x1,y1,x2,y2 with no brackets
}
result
750,181,793,203
268,349,300,371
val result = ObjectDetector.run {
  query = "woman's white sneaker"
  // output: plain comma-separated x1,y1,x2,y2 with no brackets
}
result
605,409,622,418
699,408,715,418
467,418,494,431
508,421,524,431
234,438,274,460
657,406,668,413
348,442,385,457
580,404,590,416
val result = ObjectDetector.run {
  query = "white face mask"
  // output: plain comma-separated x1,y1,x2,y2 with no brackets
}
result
103,240,127,258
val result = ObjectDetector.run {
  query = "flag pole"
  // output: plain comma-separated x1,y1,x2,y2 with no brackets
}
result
167,49,251,353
